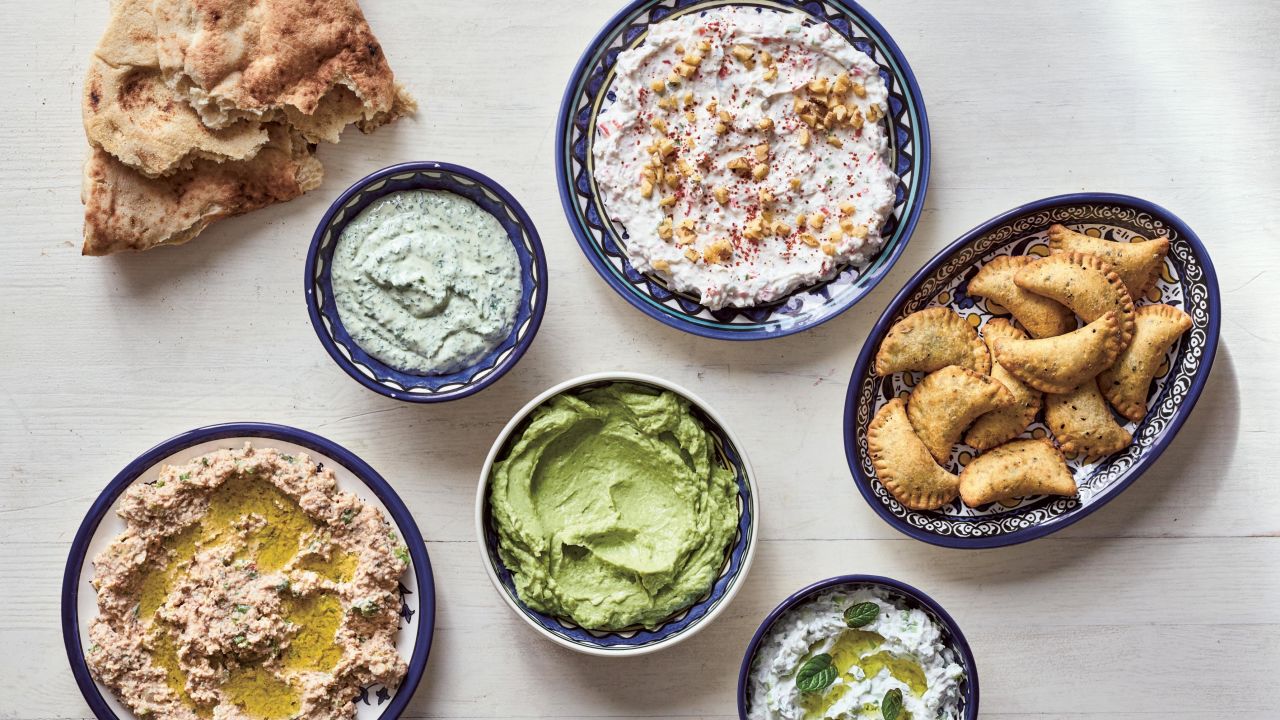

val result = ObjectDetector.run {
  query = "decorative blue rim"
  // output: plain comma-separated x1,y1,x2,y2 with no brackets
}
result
555,0,931,341
737,574,980,719
843,192,1222,549
306,162,548,403
60,423,436,720
478,374,756,654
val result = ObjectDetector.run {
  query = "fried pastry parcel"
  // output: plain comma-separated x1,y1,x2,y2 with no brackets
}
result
867,398,961,511
993,312,1124,394
1098,304,1193,421
958,438,1077,507
1047,224,1170,299
1045,379,1132,461
966,255,1077,338
965,319,1043,451
1014,251,1137,349
874,307,990,376
907,366,1016,464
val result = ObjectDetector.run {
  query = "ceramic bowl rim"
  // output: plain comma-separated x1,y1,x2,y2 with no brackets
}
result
554,0,931,341
305,161,549,403
736,574,980,719
843,191,1222,548
60,422,436,720
473,371,760,657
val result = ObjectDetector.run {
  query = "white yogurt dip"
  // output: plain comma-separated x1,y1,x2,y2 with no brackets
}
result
331,189,522,375
592,7,897,310
748,586,965,720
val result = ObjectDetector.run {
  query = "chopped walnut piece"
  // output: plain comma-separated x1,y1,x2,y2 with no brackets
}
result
832,72,851,95
789,177,802,191
658,218,674,240
683,52,703,66
706,100,718,114
731,44,756,66
743,217,765,241
682,92,695,109
760,50,775,67
751,163,770,181
798,127,811,147
714,122,728,135
652,259,671,272
712,186,730,205
640,179,654,199
852,82,867,98
718,110,733,124
867,104,883,122
704,239,734,264
758,187,775,205
833,105,849,123
727,156,751,174
675,62,696,79
826,134,844,148
684,247,701,262
658,94,677,111
851,107,864,129
827,228,844,243
685,110,697,123
839,217,856,234
808,76,830,94
650,117,668,133
657,138,677,157
850,224,870,239
821,242,837,256
799,232,819,247
808,213,826,230
650,79,666,93
697,39,712,52
753,143,770,162
795,213,808,228
762,66,778,82
773,221,792,236
756,117,775,131
839,202,856,215
659,194,677,208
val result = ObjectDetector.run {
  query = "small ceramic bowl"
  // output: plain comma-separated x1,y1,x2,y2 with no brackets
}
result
62,423,435,720
844,192,1220,548
306,162,548,403
475,372,759,656
557,0,929,339
738,575,980,719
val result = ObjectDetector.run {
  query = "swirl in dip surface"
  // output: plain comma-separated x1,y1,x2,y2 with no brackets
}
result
488,382,739,630
748,586,965,720
592,7,897,310
331,189,522,375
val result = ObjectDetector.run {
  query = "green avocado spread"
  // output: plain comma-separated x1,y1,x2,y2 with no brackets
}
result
488,382,739,630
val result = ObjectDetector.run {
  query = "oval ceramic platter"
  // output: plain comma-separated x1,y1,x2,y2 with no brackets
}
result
62,423,435,720
557,0,929,340
844,193,1220,548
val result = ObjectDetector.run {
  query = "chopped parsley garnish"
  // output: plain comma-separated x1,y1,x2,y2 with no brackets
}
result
341,509,356,524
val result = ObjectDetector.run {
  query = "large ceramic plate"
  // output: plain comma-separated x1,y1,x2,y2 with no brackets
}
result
557,0,929,340
62,423,435,719
844,193,1220,548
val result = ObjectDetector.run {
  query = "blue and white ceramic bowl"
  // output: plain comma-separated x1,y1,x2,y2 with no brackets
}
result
475,372,759,656
306,162,548,403
557,0,930,340
738,575,979,718
61,423,435,720
845,193,1221,548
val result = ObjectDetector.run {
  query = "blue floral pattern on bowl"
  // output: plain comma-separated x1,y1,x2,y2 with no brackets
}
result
844,193,1221,548
307,162,548,402
737,575,979,718
478,374,757,654
61,423,435,720
556,0,929,340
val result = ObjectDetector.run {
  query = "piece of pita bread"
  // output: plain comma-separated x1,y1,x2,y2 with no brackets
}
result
993,312,1125,394
152,0,417,143
1047,224,1170,299
83,0,268,177
967,255,1076,338
874,307,990,376
82,124,323,256
1014,252,1137,349
959,438,1077,507
1045,379,1132,461
907,366,1016,464
868,398,960,511
965,319,1043,451
1098,304,1193,422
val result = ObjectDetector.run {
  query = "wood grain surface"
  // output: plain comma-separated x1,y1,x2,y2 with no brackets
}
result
1,1,1277,718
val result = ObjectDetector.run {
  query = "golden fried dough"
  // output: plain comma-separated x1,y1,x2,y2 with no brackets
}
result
874,307,990,376
907,366,1016,464
1045,379,1132,460
959,439,1077,507
1098,304,1193,421
965,319,1043,451
1014,251,1137,349
993,312,1124,394
1047,224,1170,299
967,255,1077,338
868,398,960,511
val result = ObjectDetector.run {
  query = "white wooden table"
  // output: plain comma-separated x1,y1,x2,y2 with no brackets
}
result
2,1,1278,718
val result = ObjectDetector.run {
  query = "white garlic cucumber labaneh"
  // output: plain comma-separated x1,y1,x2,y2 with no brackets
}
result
593,7,897,310
748,587,965,720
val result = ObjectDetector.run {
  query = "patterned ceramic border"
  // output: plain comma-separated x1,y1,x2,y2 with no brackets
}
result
843,193,1221,548
737,575,979,718
306,162,548,402
61,424,435,720
476,373,758,655
556,0,930,340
